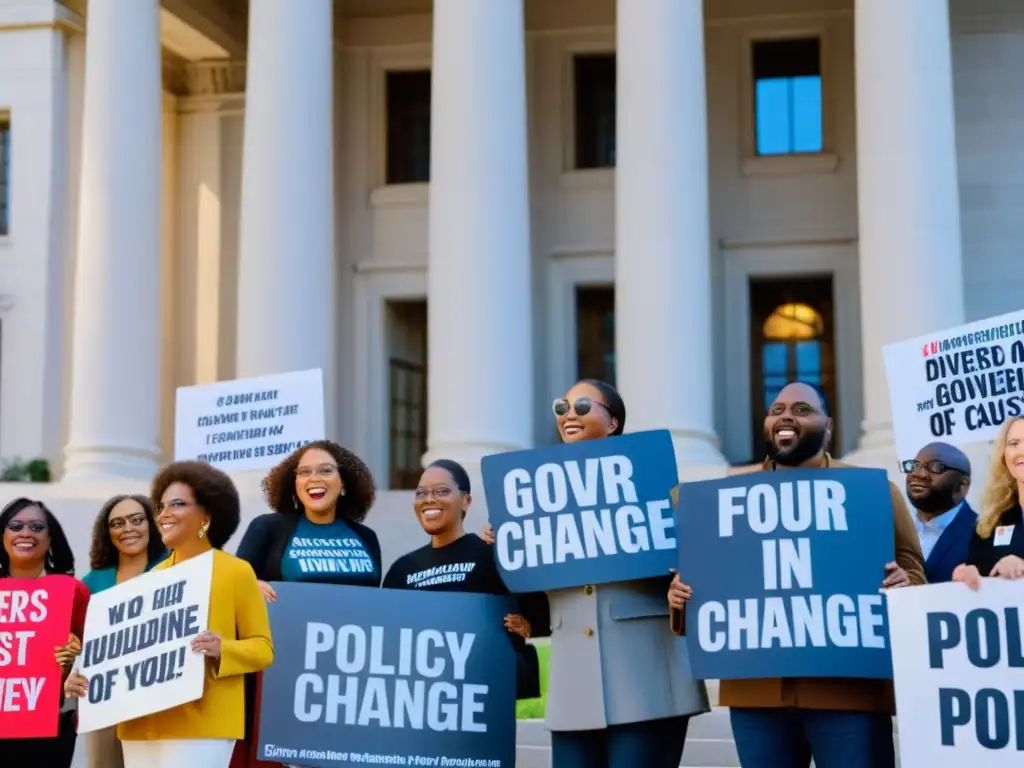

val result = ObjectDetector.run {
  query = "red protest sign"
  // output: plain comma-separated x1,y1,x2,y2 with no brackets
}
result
0,575,76,739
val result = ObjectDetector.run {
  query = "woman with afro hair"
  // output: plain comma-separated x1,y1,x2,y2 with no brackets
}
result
230,440,381,767
65,461,273,767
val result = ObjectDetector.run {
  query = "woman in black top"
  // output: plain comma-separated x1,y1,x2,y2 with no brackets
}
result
233,440,381,768
953,415,1024,588
384,459,549,698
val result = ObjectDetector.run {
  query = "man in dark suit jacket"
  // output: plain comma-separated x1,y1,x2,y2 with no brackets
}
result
902,441,977,583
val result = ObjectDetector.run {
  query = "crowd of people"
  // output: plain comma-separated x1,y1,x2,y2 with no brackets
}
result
2,376,1023,768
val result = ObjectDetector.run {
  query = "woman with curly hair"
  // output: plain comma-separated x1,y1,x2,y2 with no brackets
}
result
1,497,90,767
237,439,381,593
230,440,381,768
79,494,167,768
953,415,1024,588
83,494,166,593
64,461,273,767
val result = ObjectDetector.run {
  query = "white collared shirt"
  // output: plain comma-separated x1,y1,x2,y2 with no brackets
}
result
914,501,965,560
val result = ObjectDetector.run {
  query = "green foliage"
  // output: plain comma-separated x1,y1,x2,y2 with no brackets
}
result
0,456,51,482
516,641,550,720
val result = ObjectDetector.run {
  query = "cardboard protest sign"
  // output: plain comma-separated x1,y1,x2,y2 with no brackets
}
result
676,468,895,680
0,576,76,738
481,430,679,592
258,583,516,768
883,309,1024,459
174,368,324,472
77,551,213,733
887,579,1024,766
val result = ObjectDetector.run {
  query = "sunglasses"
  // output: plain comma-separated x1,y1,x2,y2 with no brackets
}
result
900,459,967,475
552,397,609,418
6,520,47,534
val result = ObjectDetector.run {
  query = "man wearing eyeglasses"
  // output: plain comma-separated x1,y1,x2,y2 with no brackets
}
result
901,442,977,583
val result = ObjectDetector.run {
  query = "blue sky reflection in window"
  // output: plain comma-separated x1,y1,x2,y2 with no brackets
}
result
753,38,823,155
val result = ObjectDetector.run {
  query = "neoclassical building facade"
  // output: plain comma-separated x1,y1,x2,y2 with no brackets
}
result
0,0,1021,574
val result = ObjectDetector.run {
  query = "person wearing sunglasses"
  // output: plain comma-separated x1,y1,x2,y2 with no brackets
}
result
901,442,976,583
485,378,708,768
1,497,91,767
79,494,168,768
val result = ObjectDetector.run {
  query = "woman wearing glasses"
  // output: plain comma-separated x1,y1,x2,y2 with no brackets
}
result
232,440,381,767
66,461,274,767
1,497,90,767
384,459,548,699
485,378,708,768
80,495,168,768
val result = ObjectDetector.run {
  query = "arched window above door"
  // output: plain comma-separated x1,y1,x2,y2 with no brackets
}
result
763,302,824,340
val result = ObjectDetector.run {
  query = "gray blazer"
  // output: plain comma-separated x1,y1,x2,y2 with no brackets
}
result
544,577,709,732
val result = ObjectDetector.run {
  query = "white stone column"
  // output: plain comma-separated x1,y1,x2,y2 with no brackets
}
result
63,0,162,480
423,0,533,471
177,106,224,385
615,0,726,475
854,0,965,453
236,0,334,378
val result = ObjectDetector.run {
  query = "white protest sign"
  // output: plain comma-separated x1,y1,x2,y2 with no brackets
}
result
174,368,324,472
77,551,214,733
887,579,1024,766
883,309,1024,460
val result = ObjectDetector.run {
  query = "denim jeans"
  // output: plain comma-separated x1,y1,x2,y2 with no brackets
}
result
550,715,690,768
729,707,896,768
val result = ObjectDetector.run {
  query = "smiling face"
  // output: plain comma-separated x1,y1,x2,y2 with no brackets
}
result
108,498,150,557
414,466,468,537
555,382,618,443
1004,418,1024,482
156,482,210,550
763,382,832,466
3,505,50,570
295,448,343,516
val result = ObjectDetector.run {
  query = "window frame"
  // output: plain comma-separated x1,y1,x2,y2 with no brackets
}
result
560,33,616,188
738,24,838,177
368,46,432,209
0,112,10,238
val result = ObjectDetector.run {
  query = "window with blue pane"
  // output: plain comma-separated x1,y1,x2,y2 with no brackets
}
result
752,38,823,156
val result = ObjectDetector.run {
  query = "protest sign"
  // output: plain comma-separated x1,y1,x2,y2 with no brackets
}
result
481,430,679,592
0,576,76,738
77,551,213,733
174,368,325,472
259,583,516,768
888,579,1024,766
883,308,1024,459
675,468,895,680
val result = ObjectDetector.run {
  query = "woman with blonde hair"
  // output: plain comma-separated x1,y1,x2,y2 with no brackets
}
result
952,415,1024,588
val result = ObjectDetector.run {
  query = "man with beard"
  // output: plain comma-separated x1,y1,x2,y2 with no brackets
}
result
903,441,976,583
668,381,925,768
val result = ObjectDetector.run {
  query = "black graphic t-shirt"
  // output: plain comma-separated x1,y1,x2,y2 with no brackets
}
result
383,533,506,594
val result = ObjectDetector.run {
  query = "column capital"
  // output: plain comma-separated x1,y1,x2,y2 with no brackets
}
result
163,58,247,110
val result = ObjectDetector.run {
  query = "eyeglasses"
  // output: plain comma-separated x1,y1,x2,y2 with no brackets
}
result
296,465,339,479
414,486,455,501
6,520,47,534
109,513,147,530
552,397,608,418
900,459,967,475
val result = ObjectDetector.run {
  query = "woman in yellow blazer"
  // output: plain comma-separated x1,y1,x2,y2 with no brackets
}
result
65,461,274,768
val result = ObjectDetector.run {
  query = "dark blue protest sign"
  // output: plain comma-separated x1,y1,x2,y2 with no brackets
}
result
480,430,679,592
258,583,516,768
676,468,896,680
